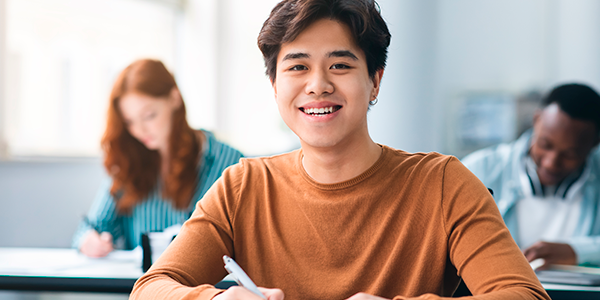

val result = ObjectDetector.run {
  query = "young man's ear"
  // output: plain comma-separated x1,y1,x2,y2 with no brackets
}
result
169,87,183,109
271,78,277,98
370,69,384,100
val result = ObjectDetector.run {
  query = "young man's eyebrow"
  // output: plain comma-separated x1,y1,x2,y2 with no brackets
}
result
328,50,358,60
282,52,310,61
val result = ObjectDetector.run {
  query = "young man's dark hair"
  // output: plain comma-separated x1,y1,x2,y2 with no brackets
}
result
542,83,600,134
257,0,391,81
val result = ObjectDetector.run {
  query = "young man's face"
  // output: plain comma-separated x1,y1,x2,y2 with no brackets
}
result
273,18,382,150
530,103,599,186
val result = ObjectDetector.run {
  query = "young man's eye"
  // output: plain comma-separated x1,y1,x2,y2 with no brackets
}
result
331,63,350,70
563,153,579,161
289,65,307,71
562,150,584,161
539,141,552,150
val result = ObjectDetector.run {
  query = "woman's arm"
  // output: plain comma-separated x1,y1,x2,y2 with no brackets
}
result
72,179,123,257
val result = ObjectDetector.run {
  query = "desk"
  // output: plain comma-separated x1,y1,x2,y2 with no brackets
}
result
543,283,600,300
0,247,235,294
3,248,599,298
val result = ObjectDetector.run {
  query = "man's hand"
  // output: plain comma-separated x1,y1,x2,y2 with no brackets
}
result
345,292,389,300
79,230,114,258
213,287,284,300
523,241,577,268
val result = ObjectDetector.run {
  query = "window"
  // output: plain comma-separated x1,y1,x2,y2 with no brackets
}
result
1,0,299,158
3,0,179,156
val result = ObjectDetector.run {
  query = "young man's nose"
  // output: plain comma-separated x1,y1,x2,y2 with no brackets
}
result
541,152,561,171
305,69,334,96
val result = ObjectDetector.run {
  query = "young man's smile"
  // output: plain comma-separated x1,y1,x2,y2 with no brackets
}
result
298,101,343,122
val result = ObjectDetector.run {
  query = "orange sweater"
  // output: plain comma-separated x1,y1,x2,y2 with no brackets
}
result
130,146,550,300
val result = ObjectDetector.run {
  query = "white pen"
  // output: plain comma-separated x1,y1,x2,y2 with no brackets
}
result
223,255,267,299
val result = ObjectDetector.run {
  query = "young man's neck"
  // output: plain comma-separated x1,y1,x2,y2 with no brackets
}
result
301,136,382,184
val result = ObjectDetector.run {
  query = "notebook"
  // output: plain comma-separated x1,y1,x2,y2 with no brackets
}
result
536,265,600,286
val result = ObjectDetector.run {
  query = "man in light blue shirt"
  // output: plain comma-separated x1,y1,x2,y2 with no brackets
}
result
463,83,600,268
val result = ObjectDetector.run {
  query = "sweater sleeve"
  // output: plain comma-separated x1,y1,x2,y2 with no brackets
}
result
392,157,550,300
130,161,245,300
427,157,549,300
71,179,123,249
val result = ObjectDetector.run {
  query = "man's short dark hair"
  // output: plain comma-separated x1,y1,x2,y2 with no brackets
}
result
543,83,600,134
257,0,391,82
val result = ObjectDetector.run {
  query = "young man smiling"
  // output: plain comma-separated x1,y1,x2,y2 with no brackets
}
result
130,1,550,299
463,83,600,269
273,18,382,184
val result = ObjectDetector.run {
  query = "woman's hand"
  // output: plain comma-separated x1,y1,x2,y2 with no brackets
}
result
79,230,114,258
213,287,284,300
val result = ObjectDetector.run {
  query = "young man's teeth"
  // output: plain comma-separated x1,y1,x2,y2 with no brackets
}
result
305,107,334,115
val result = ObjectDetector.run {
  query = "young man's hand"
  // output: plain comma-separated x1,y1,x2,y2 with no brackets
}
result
79,230,113,258
213,287,284,300
523,241,577,268
345,292,389,300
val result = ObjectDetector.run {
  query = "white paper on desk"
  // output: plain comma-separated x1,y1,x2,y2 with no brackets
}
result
0,248,89,275
547,264,600,275
0,247,143,278
106,246,142,262
529,258,600,275
58,248,143,278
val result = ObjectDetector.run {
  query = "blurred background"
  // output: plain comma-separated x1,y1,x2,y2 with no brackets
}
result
0,0,599,298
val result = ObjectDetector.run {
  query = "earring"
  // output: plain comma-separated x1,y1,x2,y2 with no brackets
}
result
369,98,378,105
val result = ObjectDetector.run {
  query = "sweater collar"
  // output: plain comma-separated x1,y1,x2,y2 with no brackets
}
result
297,145,388,190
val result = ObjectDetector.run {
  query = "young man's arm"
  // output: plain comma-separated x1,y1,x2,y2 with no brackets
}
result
438,158,550,300
130,164,243,300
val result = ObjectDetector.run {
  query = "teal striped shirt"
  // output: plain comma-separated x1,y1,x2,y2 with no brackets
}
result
72,130,243,250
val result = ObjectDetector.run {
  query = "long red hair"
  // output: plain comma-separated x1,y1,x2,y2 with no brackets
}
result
102,59,200,213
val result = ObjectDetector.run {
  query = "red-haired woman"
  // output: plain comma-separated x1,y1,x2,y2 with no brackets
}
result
72,59,242,257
